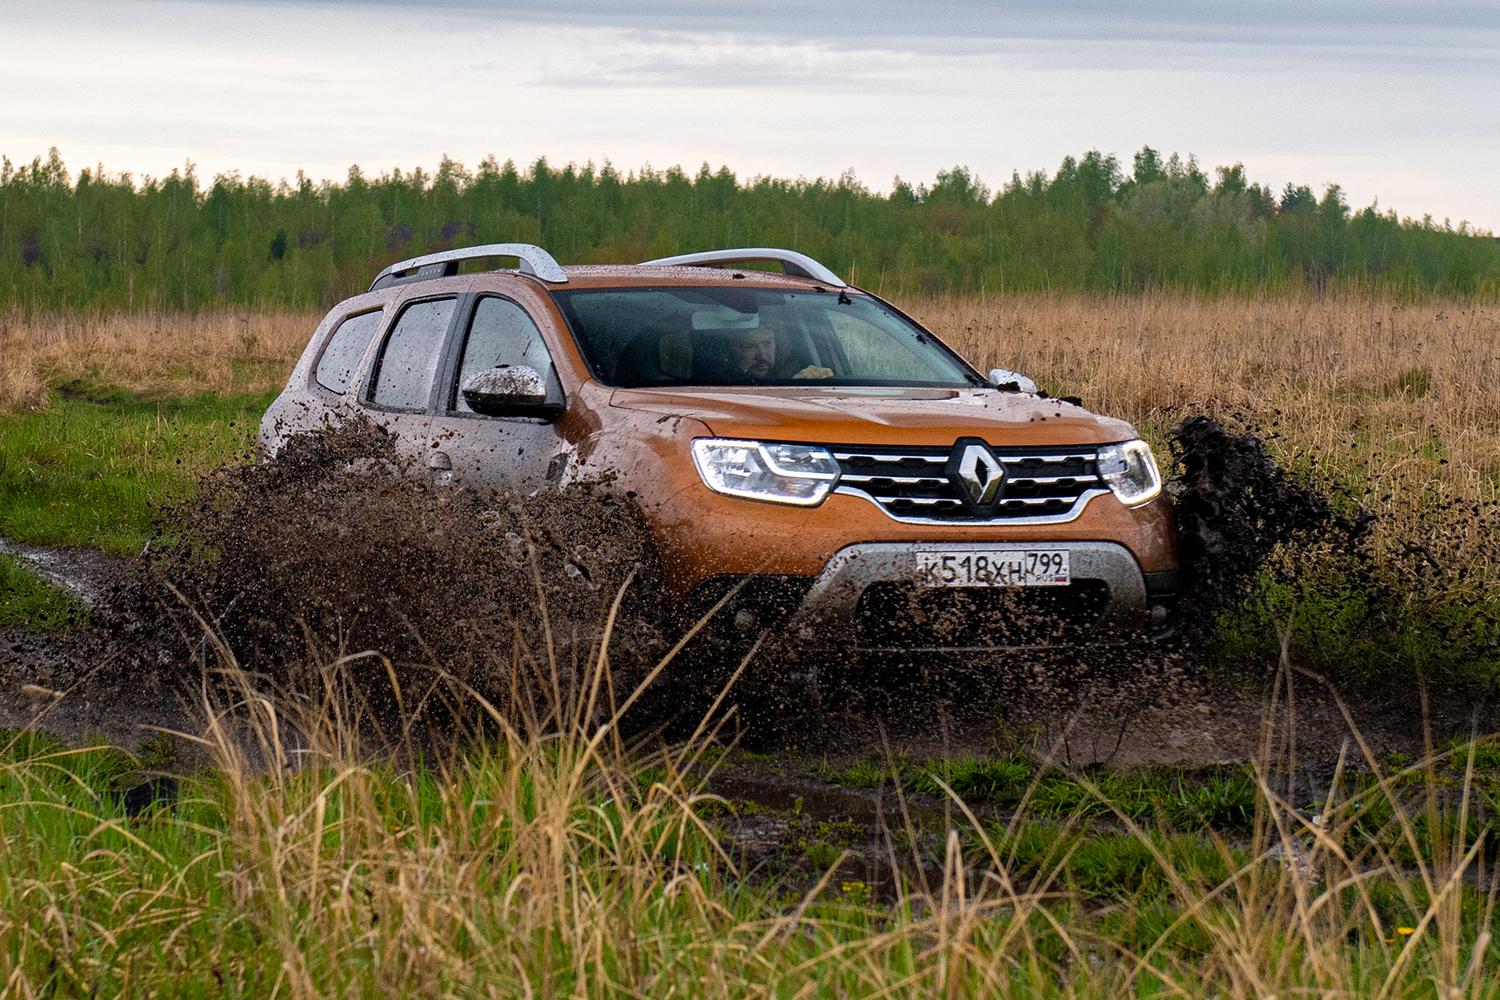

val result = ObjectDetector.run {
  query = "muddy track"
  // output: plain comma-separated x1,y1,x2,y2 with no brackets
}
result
3,413,1497,767
1,536,182,747
0,536,133,607
2,531,1488,765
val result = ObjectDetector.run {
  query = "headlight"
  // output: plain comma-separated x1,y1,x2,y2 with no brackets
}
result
1096,439,1162,506
691,438,840,506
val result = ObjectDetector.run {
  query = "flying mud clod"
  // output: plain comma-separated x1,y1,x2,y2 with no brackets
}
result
1171,414,1348,616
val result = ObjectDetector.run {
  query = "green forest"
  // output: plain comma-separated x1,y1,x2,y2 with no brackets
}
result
2,146,1496,311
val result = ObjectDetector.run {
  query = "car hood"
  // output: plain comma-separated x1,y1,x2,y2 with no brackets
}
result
608,385,1136,447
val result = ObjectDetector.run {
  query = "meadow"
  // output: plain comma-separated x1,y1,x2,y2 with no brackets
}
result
8,294,1497,497
4,650,1500,996
2,292,1500,995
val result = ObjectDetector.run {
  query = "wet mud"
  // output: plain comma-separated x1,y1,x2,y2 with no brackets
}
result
125,419,674,736
2,413,1497,766
0,537,131,607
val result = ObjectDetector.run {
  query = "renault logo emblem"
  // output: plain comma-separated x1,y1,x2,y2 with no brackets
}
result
951,440,1005,507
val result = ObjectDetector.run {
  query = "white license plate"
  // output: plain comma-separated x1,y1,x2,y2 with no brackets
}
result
916,550,1071,587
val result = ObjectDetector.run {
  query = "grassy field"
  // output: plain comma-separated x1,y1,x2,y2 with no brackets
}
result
0,386,268,553
0,385,266,624
6,294,1497,505
2,654,1499,995
0,309,310,413
2,295,1500,994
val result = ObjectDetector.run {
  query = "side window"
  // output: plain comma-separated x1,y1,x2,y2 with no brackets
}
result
314,309,383,394
823,308,933,381
367,297,456,411
451,297,559,414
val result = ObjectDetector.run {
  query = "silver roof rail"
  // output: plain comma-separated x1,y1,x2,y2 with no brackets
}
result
369,243,567,290
640,248,846,287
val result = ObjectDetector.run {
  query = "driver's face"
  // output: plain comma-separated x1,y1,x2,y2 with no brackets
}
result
731,329,776,378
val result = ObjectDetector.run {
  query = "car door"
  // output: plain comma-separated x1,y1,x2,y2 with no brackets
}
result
355,293,462,469
426,293,569,492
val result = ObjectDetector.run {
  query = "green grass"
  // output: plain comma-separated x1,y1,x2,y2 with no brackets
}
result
974,820,1240,903
0,383,270,555
1208,568,1500,688
889,745,1500,876
3,709,1497,996
907,753,1033,802
827,752,1262,835
0,554,84,630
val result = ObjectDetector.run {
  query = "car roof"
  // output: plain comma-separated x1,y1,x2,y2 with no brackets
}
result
369,244,855,295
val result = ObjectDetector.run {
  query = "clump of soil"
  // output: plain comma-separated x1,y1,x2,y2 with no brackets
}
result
131,418,670,726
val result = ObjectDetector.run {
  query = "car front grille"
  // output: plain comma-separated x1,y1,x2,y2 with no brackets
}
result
832,443,1108,524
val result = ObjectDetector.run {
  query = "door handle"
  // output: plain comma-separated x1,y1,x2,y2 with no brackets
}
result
427,449,453,487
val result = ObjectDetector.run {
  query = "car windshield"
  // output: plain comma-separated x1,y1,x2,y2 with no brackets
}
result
551,286,983,389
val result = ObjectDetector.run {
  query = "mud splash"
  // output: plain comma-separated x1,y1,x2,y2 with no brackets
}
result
787,412,1498,757
1167,413,1499,689
1169,415,1348,614
128,419,670,727
8,409,1496,756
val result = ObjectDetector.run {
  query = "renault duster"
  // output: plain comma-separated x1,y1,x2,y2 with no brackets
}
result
259,244,1179,651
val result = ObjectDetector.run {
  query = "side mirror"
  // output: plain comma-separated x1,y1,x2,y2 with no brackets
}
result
988,368,1038,394
460,365,557,416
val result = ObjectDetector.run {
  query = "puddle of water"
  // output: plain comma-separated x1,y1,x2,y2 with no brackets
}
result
0,537,129,607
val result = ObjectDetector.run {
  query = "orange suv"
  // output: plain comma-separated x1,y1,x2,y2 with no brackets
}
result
260,244,1179,651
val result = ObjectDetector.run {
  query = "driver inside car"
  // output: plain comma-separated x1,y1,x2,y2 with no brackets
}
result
723,325,832,382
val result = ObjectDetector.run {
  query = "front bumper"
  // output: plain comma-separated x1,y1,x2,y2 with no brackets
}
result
792,540,1146,619
685,541,1174,653
653,483,1179,598
791,541,1159,651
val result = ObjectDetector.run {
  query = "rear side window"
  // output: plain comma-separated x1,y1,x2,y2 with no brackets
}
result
367,297,456,411
451,297,559,413
314,310,383,394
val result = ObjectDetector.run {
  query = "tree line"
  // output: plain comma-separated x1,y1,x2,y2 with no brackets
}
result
2,146,1496,311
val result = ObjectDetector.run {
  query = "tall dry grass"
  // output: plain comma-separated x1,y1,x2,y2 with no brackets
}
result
916,293,1500,500
0,309,316,410
6,296,1497,483
2,618,1497,996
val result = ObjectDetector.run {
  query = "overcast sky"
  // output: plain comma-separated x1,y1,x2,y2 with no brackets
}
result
3,0,1498,229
